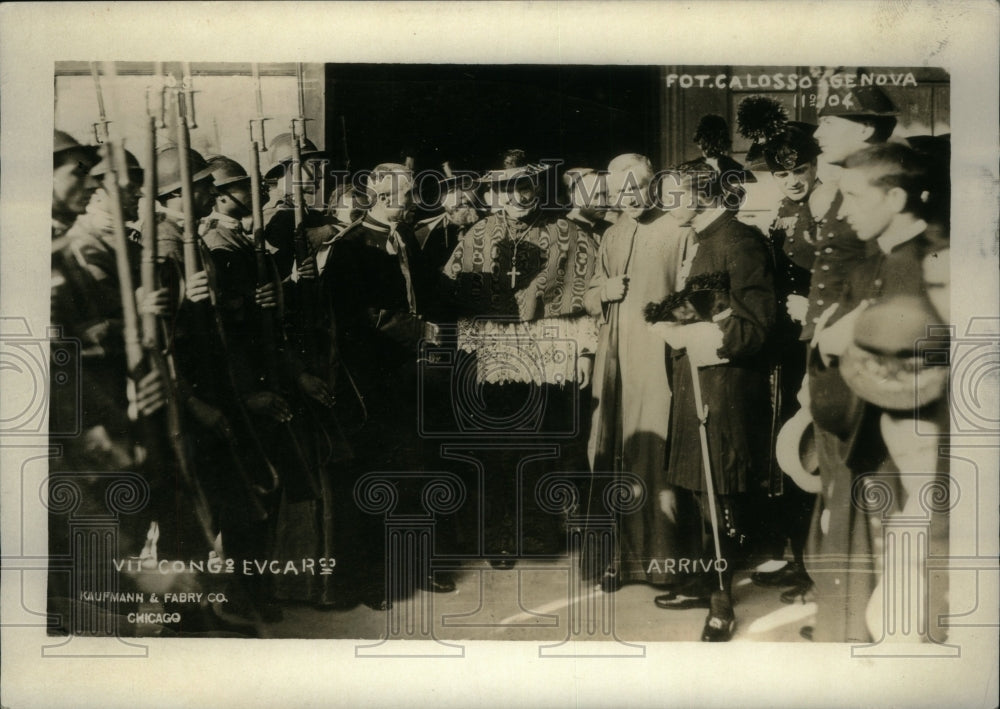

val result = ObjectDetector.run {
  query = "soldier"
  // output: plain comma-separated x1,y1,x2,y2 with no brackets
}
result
744,122,824,601
52,130,100,240
262,132,331,280
649,167,775,642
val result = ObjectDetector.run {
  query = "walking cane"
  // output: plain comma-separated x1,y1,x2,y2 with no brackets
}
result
687,354,727,593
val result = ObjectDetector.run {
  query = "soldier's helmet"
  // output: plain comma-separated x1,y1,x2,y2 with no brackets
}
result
90,147,142,178
155,146,214,197
54,129,99,162
205,155,251,188
264,133,325,180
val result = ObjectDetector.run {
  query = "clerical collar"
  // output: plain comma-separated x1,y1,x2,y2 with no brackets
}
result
877,218,928,254
690,206,730,234
362,214,392,233
566,208,594,228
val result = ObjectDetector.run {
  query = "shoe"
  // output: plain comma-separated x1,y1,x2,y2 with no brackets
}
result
599,569,622,593
700,591,735,642
362,595,392,611
489,552,516,570
799,625,814,641
779,581,815,605
420,574,456,593
751,561,809,588
654,591,711,610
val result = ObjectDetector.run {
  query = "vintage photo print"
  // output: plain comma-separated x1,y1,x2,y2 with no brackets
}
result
2,2,998,708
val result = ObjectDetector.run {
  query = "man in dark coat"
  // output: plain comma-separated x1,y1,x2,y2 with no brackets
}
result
323,162,451,603
649,169,775,641
805,143,949,643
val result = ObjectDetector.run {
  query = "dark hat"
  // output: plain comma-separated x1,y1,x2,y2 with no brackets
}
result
818,84,898,118
644,271,731,325
775,409,820,493
693,114,733,158
479,148,550,186
205,155,251,189
761,122,822,172
264,132,327,180
90,146,142,178
840,294,950,410
155,146,214,197
54,129,98,160
439,161,477,192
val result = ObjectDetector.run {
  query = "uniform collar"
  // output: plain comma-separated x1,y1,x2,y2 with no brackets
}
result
877,218,928,254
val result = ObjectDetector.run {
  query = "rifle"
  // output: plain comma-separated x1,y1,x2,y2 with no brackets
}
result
170,69,284,508
95,61,219,550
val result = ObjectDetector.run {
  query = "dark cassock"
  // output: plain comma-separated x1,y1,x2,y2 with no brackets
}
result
584,208,693,587
652,203,775,641
806,214,949,643
323,197,440,605
438,159,599,564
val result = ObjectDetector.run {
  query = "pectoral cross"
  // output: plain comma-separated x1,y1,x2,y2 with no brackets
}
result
507,263,520,288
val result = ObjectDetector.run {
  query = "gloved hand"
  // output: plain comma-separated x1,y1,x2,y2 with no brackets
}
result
684,321,728,367
648,321,688,349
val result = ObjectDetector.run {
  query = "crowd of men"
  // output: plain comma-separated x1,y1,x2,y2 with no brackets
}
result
49,74,951,643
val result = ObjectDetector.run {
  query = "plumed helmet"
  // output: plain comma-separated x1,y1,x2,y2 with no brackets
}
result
263,132,326,180
155,146,214,197
761,122,821,172
205,155,251,188
818,83,898,118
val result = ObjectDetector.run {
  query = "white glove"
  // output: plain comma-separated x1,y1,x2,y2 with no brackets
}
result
786,294,809,324
684,321,729,367
815,303,867,366
648,321,687,349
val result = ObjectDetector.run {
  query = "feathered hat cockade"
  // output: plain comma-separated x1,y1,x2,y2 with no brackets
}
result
737,96,820,172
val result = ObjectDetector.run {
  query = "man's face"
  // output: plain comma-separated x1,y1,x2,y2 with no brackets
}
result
53,150,99,215
441,188,479,226
837,166,899,241
772,161,818,202
571,175,609,221
814,116,870,164
607,170,650,220
191,178,217,220
490,179,537,221
377,185,413,224
217,182,253,218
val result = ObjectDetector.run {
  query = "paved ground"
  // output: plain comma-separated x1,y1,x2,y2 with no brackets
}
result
266,557,817,644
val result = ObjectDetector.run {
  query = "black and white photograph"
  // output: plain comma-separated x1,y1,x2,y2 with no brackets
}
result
2,3,998,708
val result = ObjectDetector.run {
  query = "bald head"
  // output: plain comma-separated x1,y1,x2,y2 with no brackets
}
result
607,153,655,219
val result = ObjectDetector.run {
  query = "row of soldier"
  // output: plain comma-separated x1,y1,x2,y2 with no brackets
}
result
49,73,950,642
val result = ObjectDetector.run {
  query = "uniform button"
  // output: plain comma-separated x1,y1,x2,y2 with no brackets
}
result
788,237,794,242
818,283,825,289
810,268,815,274
822,265,829,271
824,247,833,254
874,279,883,288
787,251,795,257
817,299,825,305
834,578,841,585
814,250,821,256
